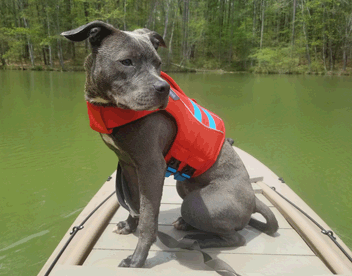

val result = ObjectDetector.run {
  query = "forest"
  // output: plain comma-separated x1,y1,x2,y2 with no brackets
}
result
0,0,352,74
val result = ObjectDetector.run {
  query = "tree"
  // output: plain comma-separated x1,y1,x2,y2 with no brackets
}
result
0,0,351,73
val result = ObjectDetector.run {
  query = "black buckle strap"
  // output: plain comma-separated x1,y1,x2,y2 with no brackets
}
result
165,157,196,181
165,157,181,177
174,164,196,181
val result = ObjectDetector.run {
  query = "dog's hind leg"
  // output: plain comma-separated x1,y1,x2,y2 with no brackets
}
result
178,181,252,248
172,217,196,231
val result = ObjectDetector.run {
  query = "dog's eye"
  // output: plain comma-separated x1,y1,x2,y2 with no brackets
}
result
120,59,133,66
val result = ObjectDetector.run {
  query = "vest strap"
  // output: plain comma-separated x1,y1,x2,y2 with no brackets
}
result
174,164,196,181
165,157,181,177
166,157,196,181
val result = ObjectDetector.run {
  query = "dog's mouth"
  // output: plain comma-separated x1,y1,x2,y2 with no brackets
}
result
124,99,169,112
114,95,169,111
159,98,169,110
117,103,159,112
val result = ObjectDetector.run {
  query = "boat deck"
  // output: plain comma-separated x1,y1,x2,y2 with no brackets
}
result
83,180,331,275
40,147,352,276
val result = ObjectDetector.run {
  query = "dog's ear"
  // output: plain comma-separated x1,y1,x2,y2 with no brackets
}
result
61,21,116,47
133,28,166,50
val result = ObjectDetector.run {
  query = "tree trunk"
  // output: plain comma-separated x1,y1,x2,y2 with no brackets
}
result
251,0,257,66
291,0,296,47
147,0,158,30
163,0,170,39
167,7,176,66
276,1,280,42
322,35,327,71
84,2,89,53
0,42,6,66
71,41,75,60
343,20,350,71
260,0,265,49
322,4,327,71
301,0,311,71
56,4,65,71
48,45,53,67
123,0,127,30
18,0,33,66
343,48,347,71
218,0,224,64
228,0,235,66
328,38,333,71
22,17,35,67
42,47,47,65
57,39,65,71
46,7,53,67
182,0,190,62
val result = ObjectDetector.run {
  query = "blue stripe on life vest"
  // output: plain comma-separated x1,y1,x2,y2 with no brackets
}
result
201,108,216,130
190,100,202,123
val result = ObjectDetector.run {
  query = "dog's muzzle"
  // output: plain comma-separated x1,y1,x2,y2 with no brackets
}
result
153,80,170,95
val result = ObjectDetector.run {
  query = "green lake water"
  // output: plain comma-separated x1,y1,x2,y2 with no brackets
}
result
1,70,351,275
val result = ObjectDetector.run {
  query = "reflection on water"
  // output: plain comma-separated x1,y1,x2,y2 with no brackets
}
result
0,71,351,275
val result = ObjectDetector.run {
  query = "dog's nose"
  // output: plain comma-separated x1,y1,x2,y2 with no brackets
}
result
153,80,170,94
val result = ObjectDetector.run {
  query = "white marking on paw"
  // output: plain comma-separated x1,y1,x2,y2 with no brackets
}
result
129,208,140,218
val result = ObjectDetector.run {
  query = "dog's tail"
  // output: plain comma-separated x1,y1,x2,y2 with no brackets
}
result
248,197,279,235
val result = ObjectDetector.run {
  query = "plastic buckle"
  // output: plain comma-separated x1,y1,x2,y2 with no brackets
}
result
174,172,191,181
165,166,177,177
173,165,195,181
165,158,181,177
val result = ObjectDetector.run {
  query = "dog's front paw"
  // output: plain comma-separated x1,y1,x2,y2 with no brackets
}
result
118,255,146,268
118,255,132,267
172,217,196,231
113,220,136,235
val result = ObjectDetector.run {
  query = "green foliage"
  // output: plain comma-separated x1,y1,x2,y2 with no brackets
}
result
0,0,351,73
250,47,299,74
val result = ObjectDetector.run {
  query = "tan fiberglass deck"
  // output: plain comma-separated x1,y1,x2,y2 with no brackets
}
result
40,147,352,276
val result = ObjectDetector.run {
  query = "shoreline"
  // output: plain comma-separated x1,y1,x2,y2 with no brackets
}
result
1,64,351,76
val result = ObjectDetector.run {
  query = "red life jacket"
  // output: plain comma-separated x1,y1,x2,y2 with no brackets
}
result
87,72,226,180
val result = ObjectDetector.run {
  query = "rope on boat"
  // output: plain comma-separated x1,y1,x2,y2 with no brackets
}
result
272,179,352,263
43,188,116,276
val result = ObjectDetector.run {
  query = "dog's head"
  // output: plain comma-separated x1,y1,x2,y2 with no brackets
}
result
61,21,170,111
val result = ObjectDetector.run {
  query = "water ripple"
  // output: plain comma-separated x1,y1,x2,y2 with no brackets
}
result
61,207,84,218
0,230,49,252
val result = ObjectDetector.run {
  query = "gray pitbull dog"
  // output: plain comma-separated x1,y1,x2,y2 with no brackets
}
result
62,21,278,268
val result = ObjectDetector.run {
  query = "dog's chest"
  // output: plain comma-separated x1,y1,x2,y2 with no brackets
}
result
101,133,119,150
